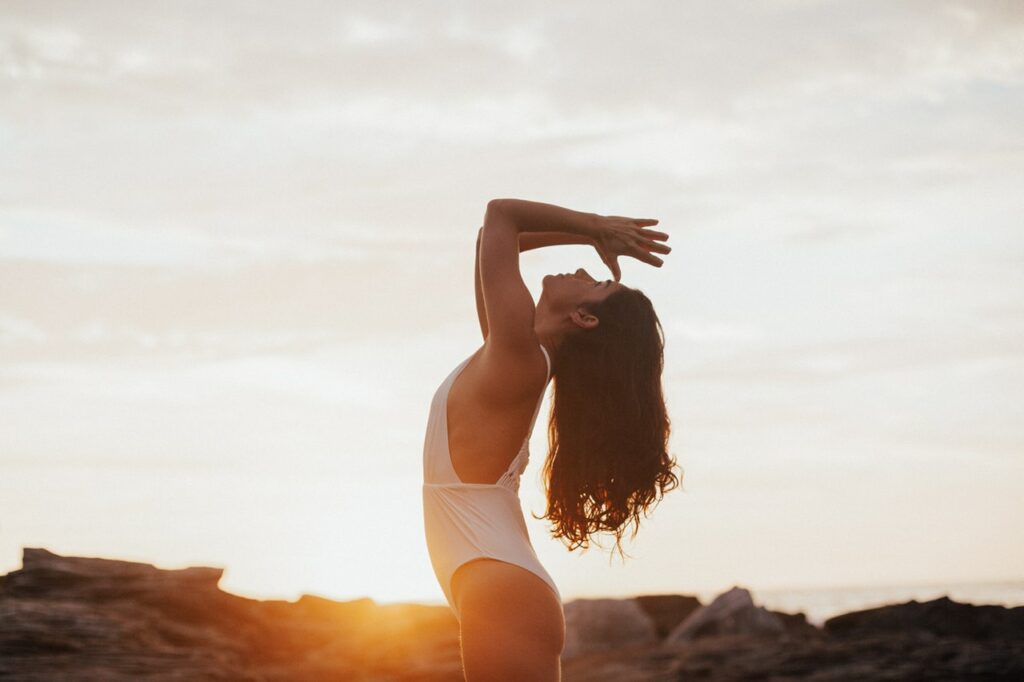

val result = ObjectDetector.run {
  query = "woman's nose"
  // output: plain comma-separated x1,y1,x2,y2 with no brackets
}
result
575,268,592,281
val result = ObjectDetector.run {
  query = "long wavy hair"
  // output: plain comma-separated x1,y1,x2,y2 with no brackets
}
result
533,287,681,559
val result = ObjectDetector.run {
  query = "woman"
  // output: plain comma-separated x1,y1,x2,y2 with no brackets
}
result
422,198,680,680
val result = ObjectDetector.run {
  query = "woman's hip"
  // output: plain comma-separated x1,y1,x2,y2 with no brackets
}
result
452,557,565,653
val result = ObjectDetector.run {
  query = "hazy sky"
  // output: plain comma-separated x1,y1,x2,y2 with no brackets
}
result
2,1,1022,606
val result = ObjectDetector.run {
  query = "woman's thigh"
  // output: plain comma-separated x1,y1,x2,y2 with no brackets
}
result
452,558,565,681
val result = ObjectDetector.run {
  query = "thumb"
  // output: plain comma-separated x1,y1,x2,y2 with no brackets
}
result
608,255,621,282
597,244,622,282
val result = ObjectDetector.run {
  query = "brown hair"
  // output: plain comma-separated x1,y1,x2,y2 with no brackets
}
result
534,287,681,559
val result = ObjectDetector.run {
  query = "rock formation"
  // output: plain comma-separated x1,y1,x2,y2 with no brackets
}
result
2,548,1022,681
634,593,702,638
825,594,1024,639
664,585,785,643
0,548,462,680
561,598,659,660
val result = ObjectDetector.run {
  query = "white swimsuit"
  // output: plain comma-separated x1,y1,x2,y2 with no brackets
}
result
421,344,561,621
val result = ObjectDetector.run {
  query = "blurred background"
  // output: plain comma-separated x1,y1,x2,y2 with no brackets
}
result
2,1,1022,624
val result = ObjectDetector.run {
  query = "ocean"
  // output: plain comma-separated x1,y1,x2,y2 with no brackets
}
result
703,579,1024,628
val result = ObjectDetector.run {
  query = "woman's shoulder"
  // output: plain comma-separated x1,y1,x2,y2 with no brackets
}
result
466,338,549,407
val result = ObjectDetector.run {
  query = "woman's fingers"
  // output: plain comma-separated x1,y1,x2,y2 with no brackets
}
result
596,243,622,282
604,252,622,282
627,241,665,267
595,215,669,273
643,229,670,241
639,252,665,267
630,253,664,267
638,236,672,253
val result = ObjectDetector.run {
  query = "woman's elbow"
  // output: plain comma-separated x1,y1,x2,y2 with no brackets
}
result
488,198,521,217
484,200,516,232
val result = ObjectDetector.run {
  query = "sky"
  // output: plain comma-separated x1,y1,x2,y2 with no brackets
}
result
1,1,1022,607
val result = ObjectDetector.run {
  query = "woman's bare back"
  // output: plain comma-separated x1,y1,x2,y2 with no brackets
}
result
445,346,548,485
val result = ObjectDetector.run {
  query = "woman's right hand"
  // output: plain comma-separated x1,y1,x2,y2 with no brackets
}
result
589,214,671,282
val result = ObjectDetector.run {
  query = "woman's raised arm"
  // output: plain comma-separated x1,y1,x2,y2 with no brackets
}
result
517,231,595,251
490,198,668,281
474,198,669,404
474,226,596,342
476,200,561,356
477,198,670,353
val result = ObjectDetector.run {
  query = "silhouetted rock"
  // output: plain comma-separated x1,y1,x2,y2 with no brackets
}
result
825,595,1024,639
561,598,658,660
567,629,1024,681
770,607,819,636
5,548,220,601
663,586,784,644
0,547,461,680
2,548,1022,681
634,594,702,638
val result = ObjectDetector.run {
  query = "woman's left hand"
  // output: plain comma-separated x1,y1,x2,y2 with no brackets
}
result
589,215,671,282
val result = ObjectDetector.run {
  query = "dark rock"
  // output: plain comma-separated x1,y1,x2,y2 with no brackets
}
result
825,595,1024,640
4,548,224,600
634,594,702,638
0,547,460,680
663,586,784,644
562,598,658,660
3,547,1022,680
769,608,820,636
567,629,1024,682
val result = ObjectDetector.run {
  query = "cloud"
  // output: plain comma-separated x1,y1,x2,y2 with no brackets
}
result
0,1,1021,603
0,207,380,266
666,318,766,345
4,2,1020,118
0,253,474,365
2,1,1021,256
0,314,47,344
673,333,1024,385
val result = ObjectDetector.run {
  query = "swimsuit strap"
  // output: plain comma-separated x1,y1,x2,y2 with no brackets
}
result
539,343,552,383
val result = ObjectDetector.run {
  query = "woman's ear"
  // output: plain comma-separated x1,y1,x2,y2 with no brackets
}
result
570,307,600,330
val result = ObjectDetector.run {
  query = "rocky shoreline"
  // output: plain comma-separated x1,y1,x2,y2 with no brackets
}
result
1,548,1021,680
